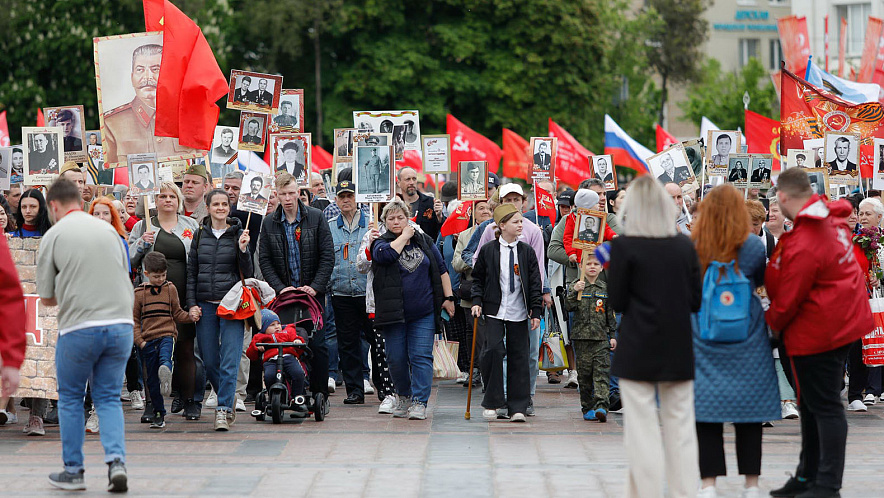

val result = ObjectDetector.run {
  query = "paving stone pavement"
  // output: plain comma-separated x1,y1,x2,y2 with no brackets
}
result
1,379,883,497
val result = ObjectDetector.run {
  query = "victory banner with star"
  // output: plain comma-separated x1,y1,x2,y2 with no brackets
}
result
780,67,884,179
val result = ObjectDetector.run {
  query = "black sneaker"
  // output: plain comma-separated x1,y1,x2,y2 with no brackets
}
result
183,399,201,420
244,393,256,404
43,406,59,425
107,458,128,493
48,469,86,490
140,402,154,423
149,412,165,429
170,397,183,414
771,475,812,497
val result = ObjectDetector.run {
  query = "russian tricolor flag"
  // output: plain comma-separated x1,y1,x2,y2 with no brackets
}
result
604,114,653,174
237,150,271,174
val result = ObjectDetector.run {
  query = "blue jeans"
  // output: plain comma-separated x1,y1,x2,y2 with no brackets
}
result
141,336,175,415
195,302,245,412
382,313,435,404
56,324,133,473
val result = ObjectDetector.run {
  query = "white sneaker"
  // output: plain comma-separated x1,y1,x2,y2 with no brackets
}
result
565,370,578,388
510,413,526,423
85,410,99,434
130,390,145,410
781,401,799,420
364,379,375,395
235,398,247,412
741,486,762,498
847,399,868,412
120,388,131,401
327,377,336,394
880,393,884,403
482,409,497,420
378,395,396,414
697,486,717,498
863,393,877,405
456,372,468,384
205,390,218,408
213,409,229,431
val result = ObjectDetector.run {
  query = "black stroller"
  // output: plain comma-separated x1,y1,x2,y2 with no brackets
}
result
251,294,329,423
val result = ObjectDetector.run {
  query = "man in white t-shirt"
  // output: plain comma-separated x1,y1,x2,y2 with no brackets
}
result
37,178,134,493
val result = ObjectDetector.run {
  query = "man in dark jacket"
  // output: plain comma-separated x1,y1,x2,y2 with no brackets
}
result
397,167,444,240
766,168,874,498
259,172,335,399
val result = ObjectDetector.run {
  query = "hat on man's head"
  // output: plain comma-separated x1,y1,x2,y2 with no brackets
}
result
59,161,81,176
493,203,519,225
260,309,280,335
557,189,575,207
573,189,599,209
440,181,457,202
498,183,525,200
282,141,300,152
336,180,355,195
487,172,500,190
184,162,209,181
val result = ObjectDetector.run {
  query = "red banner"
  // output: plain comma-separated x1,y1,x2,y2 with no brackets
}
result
745,110,782,171
312,145,333,172
777,16,812,76
502,128,530,181
858,17,884,83
548,118,593,188
535,185,556,221
780,68,884,179
446,114,502,174
0,111,9,147
440,200,472,237
655,124,678,152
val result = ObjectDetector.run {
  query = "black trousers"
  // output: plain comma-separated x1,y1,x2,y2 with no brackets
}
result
481,317,530,415
696,422,762,478
331,296,369,398
792,343,851,490
308,300,331,396
847,340,871,402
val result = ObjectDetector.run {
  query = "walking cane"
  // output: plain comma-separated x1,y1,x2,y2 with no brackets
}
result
465,316,479,420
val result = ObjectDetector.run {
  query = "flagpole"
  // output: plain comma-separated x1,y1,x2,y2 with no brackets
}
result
825,15,830,73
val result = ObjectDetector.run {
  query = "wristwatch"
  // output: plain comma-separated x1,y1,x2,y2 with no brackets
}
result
444,295,457,302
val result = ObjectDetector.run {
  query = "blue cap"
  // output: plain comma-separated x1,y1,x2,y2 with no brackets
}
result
260,309,280,334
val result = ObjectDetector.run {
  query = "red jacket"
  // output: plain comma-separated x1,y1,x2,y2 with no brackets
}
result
765,195,874,356
246,324,306,363
0,235,26,369
564,212,616,261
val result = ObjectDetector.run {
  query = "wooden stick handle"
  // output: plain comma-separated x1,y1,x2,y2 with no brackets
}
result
465,315,479,420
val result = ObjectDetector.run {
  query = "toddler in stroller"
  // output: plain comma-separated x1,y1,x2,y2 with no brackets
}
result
247,310,309,423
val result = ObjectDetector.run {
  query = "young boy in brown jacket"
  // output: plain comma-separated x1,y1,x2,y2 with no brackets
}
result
133,252,195,428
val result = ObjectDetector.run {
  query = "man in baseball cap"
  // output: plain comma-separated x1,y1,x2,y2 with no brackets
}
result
487,172,500,199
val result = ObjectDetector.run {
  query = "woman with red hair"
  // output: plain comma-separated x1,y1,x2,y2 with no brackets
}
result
691,184,779,498
89,197,127,239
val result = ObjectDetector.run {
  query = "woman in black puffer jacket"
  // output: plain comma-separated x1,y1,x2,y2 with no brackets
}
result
186,189,252,431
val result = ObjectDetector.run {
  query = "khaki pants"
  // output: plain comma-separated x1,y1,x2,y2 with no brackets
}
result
620,379,699,498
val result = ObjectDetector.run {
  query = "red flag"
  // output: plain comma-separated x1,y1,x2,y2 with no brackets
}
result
502,128,530,181
655,124,678,152
440,201,472,237
446,114,502,174
859,18,884,82
36,108,45,127
535,184,556,221
777,16,811,76
744,110,782,171
548,119,594,188
397,149,423,172
143,0,229,150
780,67,884,179
0,111,10,146
839,17,848,78
312,145,333,172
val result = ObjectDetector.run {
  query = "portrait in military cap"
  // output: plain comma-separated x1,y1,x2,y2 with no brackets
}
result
94,33,204,168
226,69,283,114
270,133,311,188
45,105,87,162
269,89,303,133
238,112,267,152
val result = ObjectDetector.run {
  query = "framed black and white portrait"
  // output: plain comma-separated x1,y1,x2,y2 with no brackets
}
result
127,153,159,196
824,132,860,184
648,144,695,188
226,70,283,114
571,208,607,250
805,168,830,197
22,126,64,185
45,105,87,163
209,125,239,180
392,124,406,161
352,111,421,152
681,139,703,178
529,136,556,179
9,145,24,186
591,154,616,191
749,154,773,189
726,153,750,186
270,133,311,187
802,138,826,168
353,132,391,148
706,130,742,175
0,147,10,191
333,128,355,161
458,161,487,201
238,171,272,215
354,145,394,203
238,113,267,152
269,89,303,133
785,149,813,169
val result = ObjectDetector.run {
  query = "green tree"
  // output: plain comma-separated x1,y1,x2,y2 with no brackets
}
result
679,57,779,131
644,0,710,125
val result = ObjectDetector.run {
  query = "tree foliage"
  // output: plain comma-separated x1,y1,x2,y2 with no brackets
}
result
679,58,779,131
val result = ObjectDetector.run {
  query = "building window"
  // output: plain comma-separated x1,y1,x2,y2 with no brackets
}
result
838,4,872,57
769,39,783,71
739,38,760,68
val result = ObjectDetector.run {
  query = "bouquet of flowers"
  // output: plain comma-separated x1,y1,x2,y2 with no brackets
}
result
853,226,884,281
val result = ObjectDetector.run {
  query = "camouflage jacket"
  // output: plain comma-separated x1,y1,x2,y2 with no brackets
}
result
564,279,616,341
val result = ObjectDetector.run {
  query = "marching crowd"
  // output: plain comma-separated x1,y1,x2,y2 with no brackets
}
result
0,161,878,498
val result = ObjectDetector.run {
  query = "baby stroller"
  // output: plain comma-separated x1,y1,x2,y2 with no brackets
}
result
251,290,329,423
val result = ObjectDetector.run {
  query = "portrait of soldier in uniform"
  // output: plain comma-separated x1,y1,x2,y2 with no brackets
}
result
273,100,298,130
459,161,486,199
577,215,600,244
234,75,252,104
237,113,266,151
97,39,201,167
250,79,273,107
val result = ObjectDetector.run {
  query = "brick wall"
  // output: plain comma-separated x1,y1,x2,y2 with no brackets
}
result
10,237,58,400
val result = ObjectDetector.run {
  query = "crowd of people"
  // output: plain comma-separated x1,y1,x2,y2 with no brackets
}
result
0,159,878,498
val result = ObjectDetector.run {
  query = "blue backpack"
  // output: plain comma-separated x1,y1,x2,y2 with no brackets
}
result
698,260,751,343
